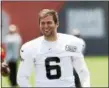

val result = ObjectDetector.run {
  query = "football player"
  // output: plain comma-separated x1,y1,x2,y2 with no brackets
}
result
17,9,90,87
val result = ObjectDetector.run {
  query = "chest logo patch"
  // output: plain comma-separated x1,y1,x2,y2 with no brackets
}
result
65,45,77,52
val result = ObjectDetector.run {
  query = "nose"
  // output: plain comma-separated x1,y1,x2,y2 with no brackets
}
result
44,23,48,28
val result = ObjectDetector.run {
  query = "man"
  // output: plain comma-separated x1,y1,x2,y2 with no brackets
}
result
17,9,90,87
3,24,22,86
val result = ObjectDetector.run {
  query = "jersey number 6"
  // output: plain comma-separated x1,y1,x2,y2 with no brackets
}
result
45,57,61,79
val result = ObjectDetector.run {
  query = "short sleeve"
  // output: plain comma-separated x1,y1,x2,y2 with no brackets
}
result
20,43,32,61
74,39,85,54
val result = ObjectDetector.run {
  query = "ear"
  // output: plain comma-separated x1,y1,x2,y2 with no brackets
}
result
56,22,59,27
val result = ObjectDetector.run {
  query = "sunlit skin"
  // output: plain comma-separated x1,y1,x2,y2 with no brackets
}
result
39,15,59,41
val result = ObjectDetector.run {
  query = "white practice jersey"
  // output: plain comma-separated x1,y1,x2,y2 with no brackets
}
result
80,38,86,54
17,33,90,87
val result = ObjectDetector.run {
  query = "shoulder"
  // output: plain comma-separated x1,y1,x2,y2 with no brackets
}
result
20,36,43,59
59,33,84,45
21,36,43,50
59,33,84,53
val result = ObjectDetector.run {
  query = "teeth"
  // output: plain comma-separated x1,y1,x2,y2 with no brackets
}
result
45,31,48,32
45,30,49,31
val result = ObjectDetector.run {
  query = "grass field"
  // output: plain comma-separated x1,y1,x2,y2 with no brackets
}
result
1,56,108,87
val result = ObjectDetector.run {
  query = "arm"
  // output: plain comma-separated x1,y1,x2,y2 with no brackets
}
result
72,54,90,87
71,38,90,87
17,46,33,87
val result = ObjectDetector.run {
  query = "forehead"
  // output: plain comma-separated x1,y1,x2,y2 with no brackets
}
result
40,15,54,22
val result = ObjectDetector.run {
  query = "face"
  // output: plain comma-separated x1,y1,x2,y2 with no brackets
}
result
40,15,58,37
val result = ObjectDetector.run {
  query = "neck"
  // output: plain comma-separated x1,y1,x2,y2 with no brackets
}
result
44,33,57,42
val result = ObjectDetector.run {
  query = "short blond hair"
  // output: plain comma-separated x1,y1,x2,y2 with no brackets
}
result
38,9,59,24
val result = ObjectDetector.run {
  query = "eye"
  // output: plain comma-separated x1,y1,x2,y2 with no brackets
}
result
47,21,52,25
41,22,45,25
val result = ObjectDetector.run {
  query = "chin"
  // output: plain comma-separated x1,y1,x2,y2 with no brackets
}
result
44,33,52,37
44,34,51,37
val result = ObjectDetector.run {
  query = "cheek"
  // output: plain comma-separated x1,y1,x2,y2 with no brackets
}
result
40,25,43,30
52,25,57,30
49,24,56,28
39,27,43,33
40,24,42,28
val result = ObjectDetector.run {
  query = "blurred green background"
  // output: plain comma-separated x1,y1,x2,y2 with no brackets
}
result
1,56,108,87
